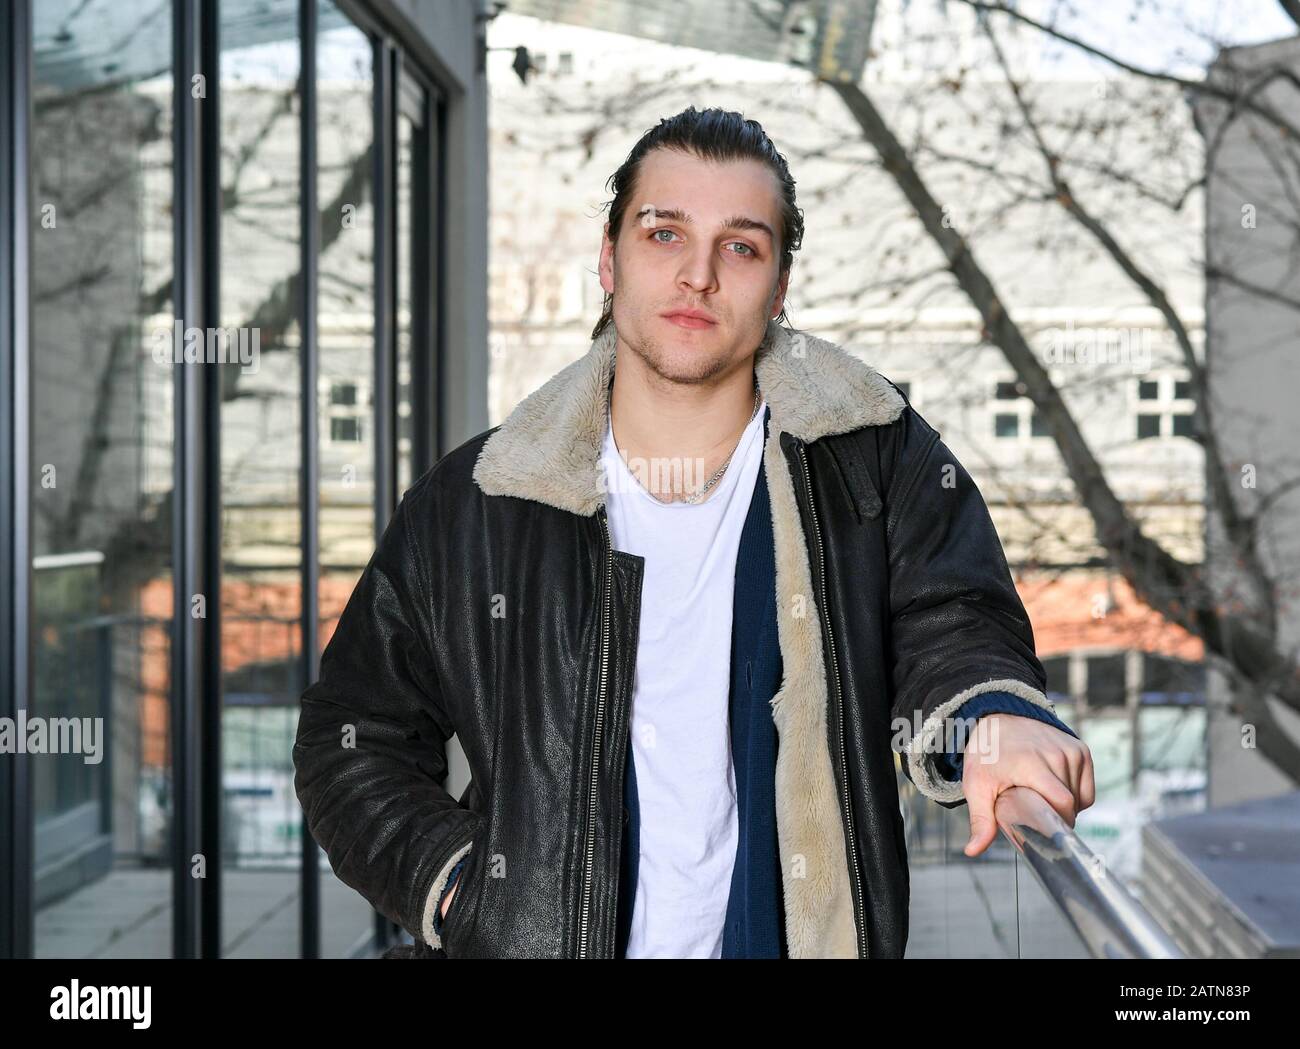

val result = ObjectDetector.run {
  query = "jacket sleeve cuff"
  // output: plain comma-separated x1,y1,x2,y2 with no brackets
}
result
420,835,475,950
904,678,1060,804
936,691,1079,781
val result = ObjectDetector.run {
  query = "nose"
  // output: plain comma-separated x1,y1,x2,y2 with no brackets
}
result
676,240,718,295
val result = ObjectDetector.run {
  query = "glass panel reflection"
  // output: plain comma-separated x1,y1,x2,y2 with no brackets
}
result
396,73,435,499
31,0,174,958
218,3,303,959
396,107,415,494
316,0,381,957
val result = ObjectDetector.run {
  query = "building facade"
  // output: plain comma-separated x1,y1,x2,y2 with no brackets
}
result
1,0,490,959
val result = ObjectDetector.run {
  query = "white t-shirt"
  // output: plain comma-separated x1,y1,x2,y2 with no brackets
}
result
599,397,768,958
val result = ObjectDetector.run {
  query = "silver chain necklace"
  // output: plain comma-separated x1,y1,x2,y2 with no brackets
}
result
681,381,761,504
610,379,762,506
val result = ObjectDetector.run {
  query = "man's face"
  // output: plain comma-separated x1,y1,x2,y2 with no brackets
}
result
598,148,790,386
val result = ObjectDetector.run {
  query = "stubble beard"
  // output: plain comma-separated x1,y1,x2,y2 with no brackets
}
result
621,330,735,388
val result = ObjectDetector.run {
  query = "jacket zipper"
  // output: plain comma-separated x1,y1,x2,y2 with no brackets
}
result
797,440,868,958
578,505,613,958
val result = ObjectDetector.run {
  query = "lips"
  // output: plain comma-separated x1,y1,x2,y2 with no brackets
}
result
662,311,717,330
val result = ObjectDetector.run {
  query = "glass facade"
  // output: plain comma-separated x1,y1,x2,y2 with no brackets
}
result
3,0,450,959
218,1,304,959
30,0,176,960
314,4,381,957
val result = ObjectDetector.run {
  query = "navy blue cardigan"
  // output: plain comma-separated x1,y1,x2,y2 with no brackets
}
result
435,407,1078,954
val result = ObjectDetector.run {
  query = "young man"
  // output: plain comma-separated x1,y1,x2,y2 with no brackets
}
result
293,106,1093,959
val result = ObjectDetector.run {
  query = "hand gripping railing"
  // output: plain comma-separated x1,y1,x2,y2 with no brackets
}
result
995,786,1186,959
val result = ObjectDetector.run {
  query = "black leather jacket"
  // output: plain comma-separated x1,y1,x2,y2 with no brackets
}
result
292,319,1053,959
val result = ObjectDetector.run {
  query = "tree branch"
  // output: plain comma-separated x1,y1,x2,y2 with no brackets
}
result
955,0,1300,143
826,78,1300,744
979,20,1276,633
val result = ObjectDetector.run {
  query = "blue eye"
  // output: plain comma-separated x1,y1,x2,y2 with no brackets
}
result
651,229,676,243
729,242,754,257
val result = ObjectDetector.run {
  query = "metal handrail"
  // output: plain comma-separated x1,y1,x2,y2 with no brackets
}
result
995,785,1185,959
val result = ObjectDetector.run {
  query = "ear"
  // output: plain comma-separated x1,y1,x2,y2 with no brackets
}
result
770,267,790,318
599,221,615,295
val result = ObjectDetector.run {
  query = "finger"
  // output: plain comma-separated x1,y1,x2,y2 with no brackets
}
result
1064,751,1085,812
1059,743,1092,815
1061,745,1083,799
1043,744,1079,798
963,780,999,857
1079,745,1096,810
1042,749,1084,825
1038,769,1078,827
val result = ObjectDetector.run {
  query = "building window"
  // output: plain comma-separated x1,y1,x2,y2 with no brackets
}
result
1064,650,1207,707
324,376,367,445
557,51,573,75
330,416,362,443
1134,375,1195,440
993,378,1044,439
1141,654,1206,704
1086,653,1127,707
1042,655,1071,701
895,381,911,401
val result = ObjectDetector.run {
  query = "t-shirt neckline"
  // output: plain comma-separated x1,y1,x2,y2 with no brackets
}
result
606,400,767,509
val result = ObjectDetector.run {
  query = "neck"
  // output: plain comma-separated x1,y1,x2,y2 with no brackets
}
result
608,342,759,504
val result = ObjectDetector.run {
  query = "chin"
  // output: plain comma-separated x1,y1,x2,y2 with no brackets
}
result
657,350,733,384
621,321,736,383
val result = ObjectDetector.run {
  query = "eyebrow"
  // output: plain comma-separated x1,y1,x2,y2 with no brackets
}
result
637,205,775,243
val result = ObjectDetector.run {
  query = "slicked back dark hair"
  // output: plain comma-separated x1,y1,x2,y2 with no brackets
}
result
592,105,803,341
